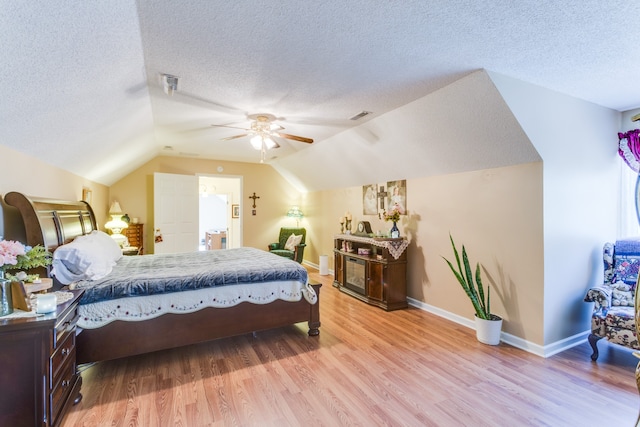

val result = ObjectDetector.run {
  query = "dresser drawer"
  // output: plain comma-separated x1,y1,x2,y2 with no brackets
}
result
52,302,79,351
49,295,81,426
50,330,75,388
50,356,76,426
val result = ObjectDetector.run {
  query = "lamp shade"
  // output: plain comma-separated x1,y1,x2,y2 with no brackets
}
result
109,201,123,214
286,206,303,219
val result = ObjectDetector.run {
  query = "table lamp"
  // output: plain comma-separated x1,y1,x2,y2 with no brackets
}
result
105,201,129,247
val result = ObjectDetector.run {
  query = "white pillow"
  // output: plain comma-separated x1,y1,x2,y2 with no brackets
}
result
284,233,303,251
51,231,122,284
87,230,123,263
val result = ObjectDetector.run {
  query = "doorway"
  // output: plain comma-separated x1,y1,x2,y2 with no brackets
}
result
198,175,242,250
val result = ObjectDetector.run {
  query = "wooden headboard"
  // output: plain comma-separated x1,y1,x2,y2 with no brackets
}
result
4,191,97,253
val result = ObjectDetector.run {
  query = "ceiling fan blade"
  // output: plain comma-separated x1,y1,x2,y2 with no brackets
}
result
220,134,249,141
170,91,246,116
274,132,313,144
211,124,250,131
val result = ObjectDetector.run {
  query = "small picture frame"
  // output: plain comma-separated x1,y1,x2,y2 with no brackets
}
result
11,281,31,311
232,204,240,218
82,187,92,205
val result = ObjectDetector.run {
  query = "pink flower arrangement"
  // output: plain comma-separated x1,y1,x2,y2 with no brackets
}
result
0,240,26,270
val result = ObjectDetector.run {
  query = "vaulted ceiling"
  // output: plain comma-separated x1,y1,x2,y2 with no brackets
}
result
2,1,639,186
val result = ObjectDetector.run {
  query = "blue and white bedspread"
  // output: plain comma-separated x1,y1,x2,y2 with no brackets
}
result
72,247,309,305
73,248,316,329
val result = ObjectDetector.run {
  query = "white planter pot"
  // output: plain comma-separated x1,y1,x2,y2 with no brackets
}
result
475,315,503,345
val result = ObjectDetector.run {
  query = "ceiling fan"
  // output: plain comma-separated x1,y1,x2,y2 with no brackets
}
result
212,113,314,162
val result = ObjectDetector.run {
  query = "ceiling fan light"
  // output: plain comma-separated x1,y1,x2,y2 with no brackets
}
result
264,137,277,149
250,135,263,150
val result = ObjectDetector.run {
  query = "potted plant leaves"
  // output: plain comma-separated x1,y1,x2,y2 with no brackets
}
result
442,234,502,345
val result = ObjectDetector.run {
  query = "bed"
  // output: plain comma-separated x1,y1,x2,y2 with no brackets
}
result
4,191,321,364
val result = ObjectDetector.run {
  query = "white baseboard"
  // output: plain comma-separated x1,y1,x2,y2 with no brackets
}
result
406,297,588,358
303,264,586,357
303,260,317,270
303,261,333,277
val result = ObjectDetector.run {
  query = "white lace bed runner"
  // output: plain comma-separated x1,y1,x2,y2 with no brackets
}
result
336,234,409,260
78,280,317,329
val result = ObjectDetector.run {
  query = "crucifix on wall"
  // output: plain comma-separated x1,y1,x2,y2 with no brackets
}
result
377,186,387,210
249,192,260,215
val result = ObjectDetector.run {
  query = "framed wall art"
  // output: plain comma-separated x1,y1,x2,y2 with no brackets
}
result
82,187,93,205
386,180,407,214
362,184,378,215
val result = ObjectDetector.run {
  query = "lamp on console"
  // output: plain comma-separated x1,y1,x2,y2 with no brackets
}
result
286,206,303,226
105,201,129,247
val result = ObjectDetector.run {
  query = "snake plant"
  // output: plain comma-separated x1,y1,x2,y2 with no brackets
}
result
442,234,493,320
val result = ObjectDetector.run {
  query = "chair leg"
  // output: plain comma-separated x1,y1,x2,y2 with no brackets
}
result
635,355,640,427
588,334,603,361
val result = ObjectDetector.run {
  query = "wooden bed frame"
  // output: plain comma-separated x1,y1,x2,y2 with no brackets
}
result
4,191,321,364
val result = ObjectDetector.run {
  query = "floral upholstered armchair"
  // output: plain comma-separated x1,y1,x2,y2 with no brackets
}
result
268,227,306,263
584,239,640,361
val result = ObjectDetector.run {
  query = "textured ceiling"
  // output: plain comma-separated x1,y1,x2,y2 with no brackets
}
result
1,1,639,185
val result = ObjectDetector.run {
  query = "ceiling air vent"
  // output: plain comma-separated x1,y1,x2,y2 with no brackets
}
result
349,111,372,121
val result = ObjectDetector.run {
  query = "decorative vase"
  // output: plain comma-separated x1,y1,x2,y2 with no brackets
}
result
474,314,503,345
390,221,400,238
0,270,13,316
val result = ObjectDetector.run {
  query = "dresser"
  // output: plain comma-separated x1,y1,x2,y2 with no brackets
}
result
0,289,84,426
123,223,144,254
333,235,408,311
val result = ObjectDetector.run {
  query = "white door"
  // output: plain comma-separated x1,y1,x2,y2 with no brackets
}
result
154,172,199,254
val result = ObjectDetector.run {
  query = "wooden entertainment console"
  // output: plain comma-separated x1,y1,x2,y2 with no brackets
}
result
333,234,408,311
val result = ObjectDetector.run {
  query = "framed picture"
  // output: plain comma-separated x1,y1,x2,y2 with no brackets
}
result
232,204,240,218
82,187,92,205
362,184,378,215
11,281,31,311
386,180,407,214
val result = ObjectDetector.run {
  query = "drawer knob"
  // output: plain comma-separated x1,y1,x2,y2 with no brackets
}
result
62,380,70,388
61,348,70,356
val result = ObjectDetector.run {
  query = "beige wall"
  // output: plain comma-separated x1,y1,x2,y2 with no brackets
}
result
306,162,545,344
108,156,304,253
0,145,108,240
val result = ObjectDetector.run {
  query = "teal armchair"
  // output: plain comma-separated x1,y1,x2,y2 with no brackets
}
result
268,227,307,263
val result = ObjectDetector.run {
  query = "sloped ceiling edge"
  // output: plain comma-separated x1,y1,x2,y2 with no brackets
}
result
271,70,541,193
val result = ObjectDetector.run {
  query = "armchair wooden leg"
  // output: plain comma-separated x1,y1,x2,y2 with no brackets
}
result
588,334,602,361
635,353,640,427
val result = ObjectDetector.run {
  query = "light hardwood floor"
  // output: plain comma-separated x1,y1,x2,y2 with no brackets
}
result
63,268,639,426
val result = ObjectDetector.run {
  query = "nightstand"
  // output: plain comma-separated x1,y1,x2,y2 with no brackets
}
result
0,289,84,426
123,223,143,254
